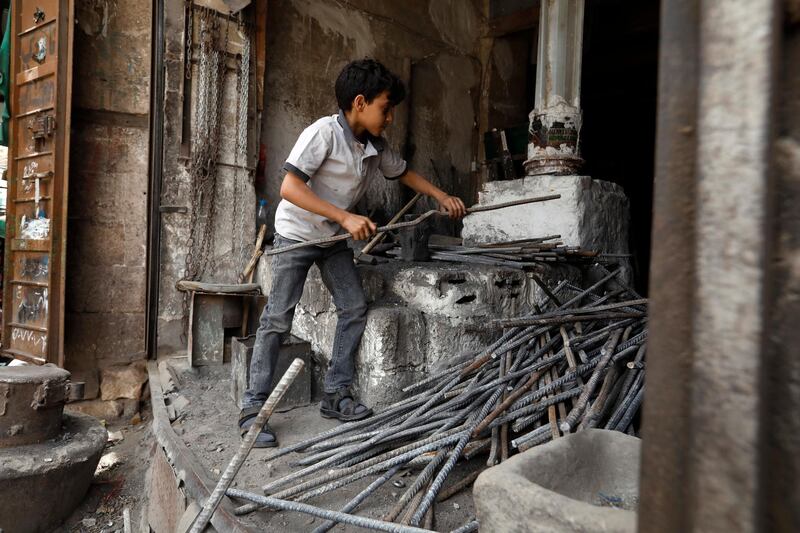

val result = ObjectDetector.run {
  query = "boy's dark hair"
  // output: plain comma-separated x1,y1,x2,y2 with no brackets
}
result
335,59,406,111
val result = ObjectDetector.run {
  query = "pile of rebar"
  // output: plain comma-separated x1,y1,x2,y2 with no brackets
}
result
228,267,646,533
381,235,607,269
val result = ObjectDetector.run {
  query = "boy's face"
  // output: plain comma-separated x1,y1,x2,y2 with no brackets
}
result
354,90,395,137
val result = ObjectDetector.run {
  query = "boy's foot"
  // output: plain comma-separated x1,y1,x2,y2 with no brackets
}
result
320,388,373,422
238,406,278,448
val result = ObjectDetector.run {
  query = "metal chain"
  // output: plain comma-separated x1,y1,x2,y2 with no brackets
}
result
180,7,230,337
232,16,251,272
184,0,193,80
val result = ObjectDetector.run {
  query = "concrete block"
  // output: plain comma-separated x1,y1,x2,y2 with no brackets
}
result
100,361,148,400
355,305,427,406
474,429,640,533
462,175,630,258
289,261,580,408
230,335,312,410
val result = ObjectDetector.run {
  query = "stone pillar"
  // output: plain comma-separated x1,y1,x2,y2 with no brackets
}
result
525,0,585,176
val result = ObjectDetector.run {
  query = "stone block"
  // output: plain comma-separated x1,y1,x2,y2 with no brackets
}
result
100,361,148,400
462,175,630,258
66,399,124,420
288,261,580,408
230,335,312,410
294,303,427,408
474,429,640,533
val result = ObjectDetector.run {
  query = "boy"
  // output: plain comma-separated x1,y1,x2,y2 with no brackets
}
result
239,59,466,447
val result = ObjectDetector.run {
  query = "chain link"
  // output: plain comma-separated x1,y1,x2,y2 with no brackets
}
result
184,0,193,80
232,15,251,272
180,7,230,338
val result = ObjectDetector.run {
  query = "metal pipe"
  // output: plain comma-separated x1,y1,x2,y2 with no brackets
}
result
265,195,561,256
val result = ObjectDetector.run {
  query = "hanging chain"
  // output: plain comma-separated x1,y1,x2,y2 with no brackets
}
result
180,7,230,338
232,14,252,273
184,0,193,80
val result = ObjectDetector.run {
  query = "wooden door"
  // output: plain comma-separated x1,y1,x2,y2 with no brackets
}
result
2,0,73,365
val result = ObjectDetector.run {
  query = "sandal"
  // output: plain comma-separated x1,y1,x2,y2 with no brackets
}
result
320,388,373,422
238,406,278,448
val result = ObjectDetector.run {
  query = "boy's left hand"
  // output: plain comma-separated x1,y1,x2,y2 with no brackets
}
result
437,195,467,219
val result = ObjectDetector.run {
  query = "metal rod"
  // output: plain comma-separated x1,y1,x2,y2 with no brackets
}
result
312,465,404,533
226,489,435,533
264,194,561,256
561,329,623,433
189,358,305,533
358,193,423,257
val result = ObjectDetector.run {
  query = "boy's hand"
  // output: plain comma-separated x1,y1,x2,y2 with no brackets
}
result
340,213,377,241
437,195,467,219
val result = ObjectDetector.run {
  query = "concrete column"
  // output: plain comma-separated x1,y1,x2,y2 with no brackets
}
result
525,0,584,176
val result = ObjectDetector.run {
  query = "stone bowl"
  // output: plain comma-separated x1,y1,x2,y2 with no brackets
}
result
474,429,640,533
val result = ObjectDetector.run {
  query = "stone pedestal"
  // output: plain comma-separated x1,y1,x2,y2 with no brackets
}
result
259,259,580,409
462,175,630,258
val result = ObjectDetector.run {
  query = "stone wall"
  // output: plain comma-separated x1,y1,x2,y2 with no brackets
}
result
260,0,485,235
64,0,152,412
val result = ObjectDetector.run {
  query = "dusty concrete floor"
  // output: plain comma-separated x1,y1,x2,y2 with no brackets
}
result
54,407,153,533
171,361,481,532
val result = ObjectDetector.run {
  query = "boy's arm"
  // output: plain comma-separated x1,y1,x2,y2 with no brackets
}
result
398,170,467,219
280,172,377,240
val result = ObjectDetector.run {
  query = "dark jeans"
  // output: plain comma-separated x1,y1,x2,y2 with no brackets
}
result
242,234,368,409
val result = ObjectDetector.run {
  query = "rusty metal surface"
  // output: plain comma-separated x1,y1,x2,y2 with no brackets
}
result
2,0,75,365
637,2,699,531
640,0,782,531
146,361,256,533
0,364,70,447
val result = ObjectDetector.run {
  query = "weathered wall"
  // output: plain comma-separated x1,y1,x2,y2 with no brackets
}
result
260,0,485,234
156,2,256,354
65,0,151,402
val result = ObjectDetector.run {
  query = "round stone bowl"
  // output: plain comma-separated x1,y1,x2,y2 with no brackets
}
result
474,429,640,533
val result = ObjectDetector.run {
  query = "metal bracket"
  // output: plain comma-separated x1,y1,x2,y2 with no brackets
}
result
33,37,47,63
159,205,188,214
29,113,56,140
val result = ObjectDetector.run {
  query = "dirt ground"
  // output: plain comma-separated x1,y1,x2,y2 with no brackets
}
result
54,406,154,533
171,360,481,532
